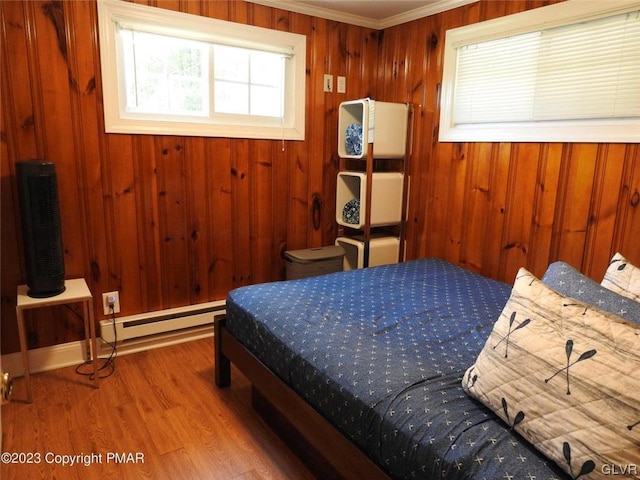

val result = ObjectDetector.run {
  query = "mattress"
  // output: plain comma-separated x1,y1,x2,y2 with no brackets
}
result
226,258,569,479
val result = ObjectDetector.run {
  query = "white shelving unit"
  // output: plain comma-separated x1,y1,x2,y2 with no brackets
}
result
335,98,411,269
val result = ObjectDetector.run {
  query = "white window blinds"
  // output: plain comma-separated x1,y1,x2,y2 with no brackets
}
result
453,10,640,125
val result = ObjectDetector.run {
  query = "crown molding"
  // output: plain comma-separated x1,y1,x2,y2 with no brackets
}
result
379,0,478,29
247,0,479,29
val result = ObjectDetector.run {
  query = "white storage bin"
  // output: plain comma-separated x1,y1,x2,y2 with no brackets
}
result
336,171,404,229
336,235,400,270
338,99,409,159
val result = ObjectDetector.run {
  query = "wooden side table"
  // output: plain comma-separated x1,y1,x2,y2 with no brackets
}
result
16,278,99,403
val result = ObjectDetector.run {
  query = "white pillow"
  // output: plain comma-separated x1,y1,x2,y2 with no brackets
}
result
463,268,640,480
601,252,640,303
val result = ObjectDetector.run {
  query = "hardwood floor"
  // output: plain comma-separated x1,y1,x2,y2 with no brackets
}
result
1,338,316,480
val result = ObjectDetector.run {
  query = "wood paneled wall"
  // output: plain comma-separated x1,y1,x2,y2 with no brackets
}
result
1,0,638,355
379,0,639,282
0,0,378,353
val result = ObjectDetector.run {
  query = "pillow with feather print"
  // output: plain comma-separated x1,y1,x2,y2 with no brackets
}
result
463,268,640,480
601,252,640,303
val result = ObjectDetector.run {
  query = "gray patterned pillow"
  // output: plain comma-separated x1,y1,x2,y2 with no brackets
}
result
464,268,640,480
543,261,640,325
602,252,640,303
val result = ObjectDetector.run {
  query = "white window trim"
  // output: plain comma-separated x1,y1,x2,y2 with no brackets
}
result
97,0,306,140
439,0,640,143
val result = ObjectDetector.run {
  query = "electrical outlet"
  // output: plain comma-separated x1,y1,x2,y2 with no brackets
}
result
102,291,121,315
337,76,346,93
323,74,333,93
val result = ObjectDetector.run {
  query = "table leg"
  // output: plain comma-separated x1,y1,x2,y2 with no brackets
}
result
83,300,99,389
15,308,33,403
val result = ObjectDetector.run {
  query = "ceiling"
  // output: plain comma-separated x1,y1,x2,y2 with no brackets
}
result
248,0,478,29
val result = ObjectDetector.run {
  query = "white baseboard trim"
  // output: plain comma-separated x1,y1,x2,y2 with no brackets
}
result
2,341,86,377
1,326,214,378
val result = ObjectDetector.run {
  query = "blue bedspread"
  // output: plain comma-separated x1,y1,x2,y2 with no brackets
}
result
226,258,569,480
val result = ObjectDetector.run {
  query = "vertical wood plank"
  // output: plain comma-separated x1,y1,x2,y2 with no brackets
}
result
551,144,599,269
1,1,39,161
459,142,492,273
308,15,335,247
183,137,210,304
481,143,510,279
613,145,640,267
402,18,426,261
133,135,163,312
160,137,190,307
207,138,234,299
21,1,47,158
230,138,252,287
499,144,540,282
442,143,468,265
527,143,563,277
249,140,275,285
582,144,627,278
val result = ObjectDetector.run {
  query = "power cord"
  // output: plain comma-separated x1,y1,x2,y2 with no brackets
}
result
65,304,117,380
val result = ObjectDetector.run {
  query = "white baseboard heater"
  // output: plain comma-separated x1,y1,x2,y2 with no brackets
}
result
99,300,226,344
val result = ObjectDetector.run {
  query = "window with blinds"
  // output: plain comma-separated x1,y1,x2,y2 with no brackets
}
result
439,0,640,143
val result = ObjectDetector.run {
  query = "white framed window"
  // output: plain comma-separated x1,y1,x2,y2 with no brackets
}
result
97,0,306,140
439,0,640,143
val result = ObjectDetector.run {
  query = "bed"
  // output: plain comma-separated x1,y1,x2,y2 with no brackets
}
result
215,257,640,479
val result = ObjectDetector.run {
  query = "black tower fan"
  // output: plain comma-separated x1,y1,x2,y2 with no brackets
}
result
16,160,66,297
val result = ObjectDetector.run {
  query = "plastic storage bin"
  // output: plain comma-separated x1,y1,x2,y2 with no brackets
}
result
335,235,400,270
285,245,345,280
336,171,404,229
338,99,409,159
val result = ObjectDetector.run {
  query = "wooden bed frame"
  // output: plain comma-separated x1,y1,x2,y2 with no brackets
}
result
214,316,391,480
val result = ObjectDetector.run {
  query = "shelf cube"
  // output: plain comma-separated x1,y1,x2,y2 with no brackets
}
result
335,235,400,270
336,171,404,229
338,99,409,159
